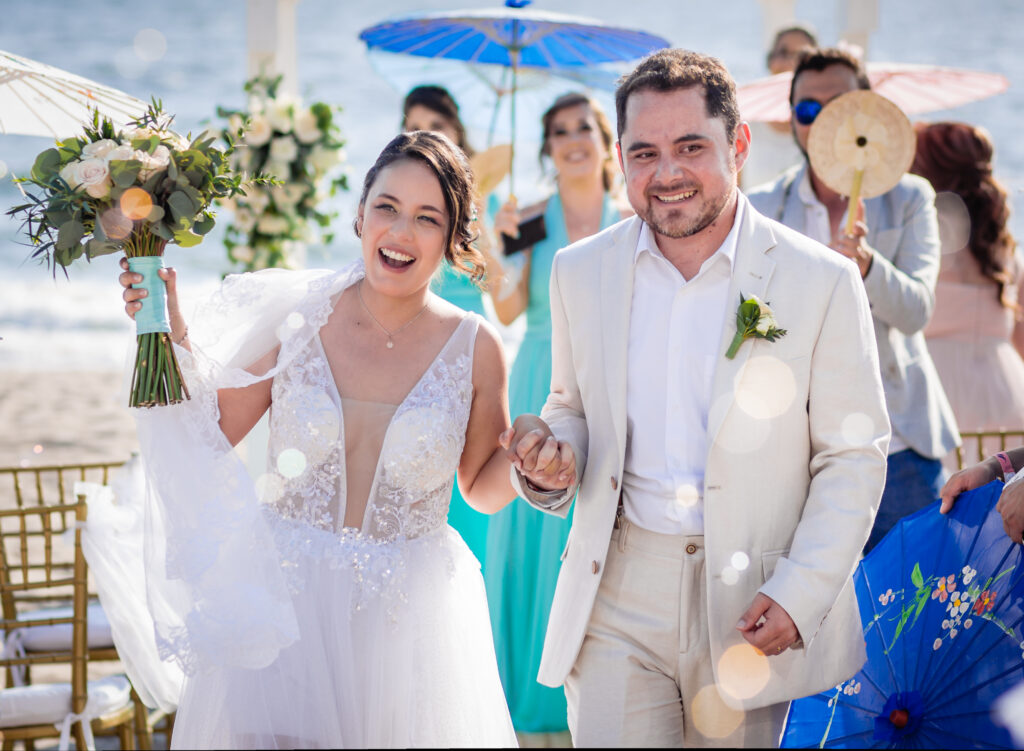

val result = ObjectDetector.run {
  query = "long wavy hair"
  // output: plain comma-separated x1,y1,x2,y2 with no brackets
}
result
910,121,1017,306
355,131,485,286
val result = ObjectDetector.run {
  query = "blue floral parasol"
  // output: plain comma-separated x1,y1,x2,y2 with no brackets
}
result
358,0,669,193
782,480,1024,748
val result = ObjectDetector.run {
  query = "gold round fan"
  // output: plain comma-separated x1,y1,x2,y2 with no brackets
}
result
469,144,513,199
807,90,915,233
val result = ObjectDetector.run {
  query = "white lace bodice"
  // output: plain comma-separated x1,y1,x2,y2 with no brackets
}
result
265,315,478,543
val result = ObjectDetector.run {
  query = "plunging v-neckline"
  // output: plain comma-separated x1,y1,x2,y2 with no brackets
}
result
314,316,472,532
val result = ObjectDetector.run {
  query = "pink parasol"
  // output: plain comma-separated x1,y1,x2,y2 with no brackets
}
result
737,62,1009,123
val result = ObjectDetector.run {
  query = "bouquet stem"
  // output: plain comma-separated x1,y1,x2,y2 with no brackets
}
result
126,235,190,408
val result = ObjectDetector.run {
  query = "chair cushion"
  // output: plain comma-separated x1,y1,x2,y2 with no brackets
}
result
17,603,114,651
0,674,131,728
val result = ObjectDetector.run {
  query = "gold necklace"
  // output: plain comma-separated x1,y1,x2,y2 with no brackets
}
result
356,280,429,349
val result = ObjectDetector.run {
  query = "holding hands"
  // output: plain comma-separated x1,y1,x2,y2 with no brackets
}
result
499,414,576,492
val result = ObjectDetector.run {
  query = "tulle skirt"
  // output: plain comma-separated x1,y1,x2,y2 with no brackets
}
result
172,516,516,749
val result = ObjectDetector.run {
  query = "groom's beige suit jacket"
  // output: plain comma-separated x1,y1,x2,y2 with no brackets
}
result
516,195,890,711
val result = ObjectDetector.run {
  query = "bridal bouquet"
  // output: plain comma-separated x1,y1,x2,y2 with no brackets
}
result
216,76,348,271
8,102,248,407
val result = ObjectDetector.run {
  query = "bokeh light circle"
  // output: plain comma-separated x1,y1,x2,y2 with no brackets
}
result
120,188,153,221
690,684,745,740
841,412,875,447
717,643,771,701
133,28,168,62
276,448,307,479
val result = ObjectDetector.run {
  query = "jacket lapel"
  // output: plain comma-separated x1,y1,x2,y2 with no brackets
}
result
600,217,642,464
707,199,779,448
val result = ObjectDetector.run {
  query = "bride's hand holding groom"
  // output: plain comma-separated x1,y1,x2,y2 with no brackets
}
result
499,414,576,492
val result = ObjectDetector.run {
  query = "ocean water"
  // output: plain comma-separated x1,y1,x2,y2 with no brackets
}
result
1,0,1021,369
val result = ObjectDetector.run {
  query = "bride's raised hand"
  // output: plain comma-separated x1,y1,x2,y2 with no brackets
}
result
118,257,187,344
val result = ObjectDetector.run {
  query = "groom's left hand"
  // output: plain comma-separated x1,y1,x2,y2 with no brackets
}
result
736,593,800,656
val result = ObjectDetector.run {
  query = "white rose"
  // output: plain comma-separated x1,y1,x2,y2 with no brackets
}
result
755,316,772,335
59,161,81,188
73,158,111,198
272,183,306,207
245,114,272,147
269,136,298,164
81,139,118,159
309,144,340,172
138,145,171,181
263,160,291,180
267,99,295,133
240,184,271,214
293,108,322,144
105,144,137,163
234,207,257,232
230,244,255,263
257,213,290,235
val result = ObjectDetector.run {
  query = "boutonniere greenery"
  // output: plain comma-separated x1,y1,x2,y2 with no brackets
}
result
725,293,787,359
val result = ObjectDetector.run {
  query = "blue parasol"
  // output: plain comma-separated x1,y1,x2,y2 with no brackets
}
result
358,0,670,193
782,480,1024,748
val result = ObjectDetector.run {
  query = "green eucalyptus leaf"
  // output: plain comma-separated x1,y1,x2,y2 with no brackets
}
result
86,238,122,259
55,219,85,251
193,213,215,235
172,228,203,247
167,191,195,222
31,149,62,182
110,159,143,188
146,205,166,223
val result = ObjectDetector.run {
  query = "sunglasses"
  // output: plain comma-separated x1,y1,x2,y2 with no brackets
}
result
793,98,824,126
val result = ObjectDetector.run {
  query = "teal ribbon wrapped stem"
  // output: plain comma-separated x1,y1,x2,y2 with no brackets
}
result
127,256,171,335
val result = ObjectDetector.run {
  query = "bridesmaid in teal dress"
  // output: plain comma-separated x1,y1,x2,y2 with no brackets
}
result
402,85,493,567
484,93,627,739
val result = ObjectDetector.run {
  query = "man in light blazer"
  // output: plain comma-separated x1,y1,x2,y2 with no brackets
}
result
746,47,959,551
500,49,890,747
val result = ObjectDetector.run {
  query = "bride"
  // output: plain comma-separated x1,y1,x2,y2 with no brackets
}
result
119,131,522,748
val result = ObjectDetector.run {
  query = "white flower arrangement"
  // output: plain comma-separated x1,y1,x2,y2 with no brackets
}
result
216,75,349,271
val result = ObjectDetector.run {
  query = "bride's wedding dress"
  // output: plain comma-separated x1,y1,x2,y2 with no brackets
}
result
132,261,516,749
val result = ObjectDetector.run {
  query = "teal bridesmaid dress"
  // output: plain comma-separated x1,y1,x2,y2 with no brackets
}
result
430,260,491,570
485,190,619,733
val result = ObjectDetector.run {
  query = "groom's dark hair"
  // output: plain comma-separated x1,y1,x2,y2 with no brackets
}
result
615,49,740,141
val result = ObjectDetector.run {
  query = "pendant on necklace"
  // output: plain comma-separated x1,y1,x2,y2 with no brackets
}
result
386,338,394,349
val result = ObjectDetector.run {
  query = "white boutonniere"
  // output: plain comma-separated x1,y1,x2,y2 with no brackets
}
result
725,293,787,359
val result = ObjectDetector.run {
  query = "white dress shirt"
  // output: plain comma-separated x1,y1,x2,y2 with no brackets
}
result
621,199,743,535
796,171,907,453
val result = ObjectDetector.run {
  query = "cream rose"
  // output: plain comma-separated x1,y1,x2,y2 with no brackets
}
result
263,160,291,180
230,244,255,263
234,207,257,232
257,213,290,235
267,100,295,133
309,144,340,172
73,158,112,199
240,184,271,214
272,183,306,207
105,143,137,163
245,114,273,147
59,162,80,188
269,136,298,164
138,145,171,180
82,139,119,160
293,108,322,144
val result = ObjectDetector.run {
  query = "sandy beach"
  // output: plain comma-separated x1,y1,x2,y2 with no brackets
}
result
0,370,138,469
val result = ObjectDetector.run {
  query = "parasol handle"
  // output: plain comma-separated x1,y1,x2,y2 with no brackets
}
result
509,22,519,200
845,169,864,236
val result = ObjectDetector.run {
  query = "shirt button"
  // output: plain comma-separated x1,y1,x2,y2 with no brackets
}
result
610,476,618,491
685,544,698,555
591,560,600,574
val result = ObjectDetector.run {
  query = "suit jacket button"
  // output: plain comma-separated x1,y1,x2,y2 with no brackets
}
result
591,560,600,574
610,476,618,490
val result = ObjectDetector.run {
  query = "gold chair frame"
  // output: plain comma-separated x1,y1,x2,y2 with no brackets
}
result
0,462,174,750
955,430,1024,471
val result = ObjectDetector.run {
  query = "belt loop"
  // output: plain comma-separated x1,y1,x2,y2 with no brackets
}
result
617,516,628,552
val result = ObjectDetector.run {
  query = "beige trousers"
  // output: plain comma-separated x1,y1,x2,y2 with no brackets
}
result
564,519,788,748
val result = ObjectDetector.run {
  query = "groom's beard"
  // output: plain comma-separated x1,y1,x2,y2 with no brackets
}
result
637,180,733,239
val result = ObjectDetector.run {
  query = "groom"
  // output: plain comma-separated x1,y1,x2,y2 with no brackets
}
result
501,49,890,747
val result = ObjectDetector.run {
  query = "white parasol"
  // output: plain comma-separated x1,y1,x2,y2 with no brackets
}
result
737,62,1009,124
0,49,147,139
